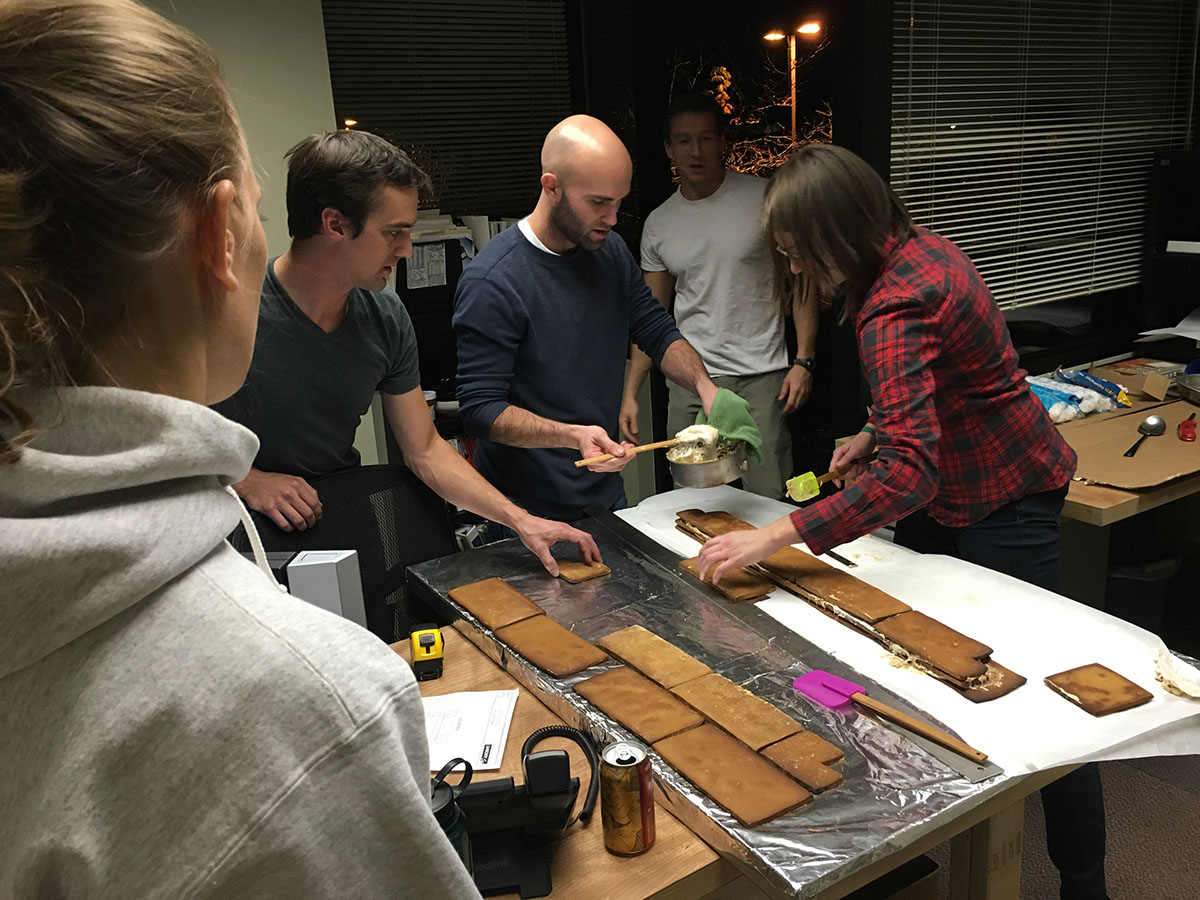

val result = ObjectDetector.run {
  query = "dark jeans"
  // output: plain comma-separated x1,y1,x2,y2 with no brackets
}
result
894,486,1109,900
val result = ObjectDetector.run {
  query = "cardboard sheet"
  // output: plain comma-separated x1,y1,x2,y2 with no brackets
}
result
618,486,1200,774
1063,399,1200,489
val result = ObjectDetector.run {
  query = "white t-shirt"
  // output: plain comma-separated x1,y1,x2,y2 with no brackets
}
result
641,170,785,377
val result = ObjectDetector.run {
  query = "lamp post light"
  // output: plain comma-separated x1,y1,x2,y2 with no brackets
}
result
764,21,823,140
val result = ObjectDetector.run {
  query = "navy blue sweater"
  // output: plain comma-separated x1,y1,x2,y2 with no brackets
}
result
453,226,683,521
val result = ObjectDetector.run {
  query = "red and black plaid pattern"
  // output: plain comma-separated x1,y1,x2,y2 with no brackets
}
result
791,228,1076,555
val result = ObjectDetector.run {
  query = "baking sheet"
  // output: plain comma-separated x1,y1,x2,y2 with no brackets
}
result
617,486,1200,774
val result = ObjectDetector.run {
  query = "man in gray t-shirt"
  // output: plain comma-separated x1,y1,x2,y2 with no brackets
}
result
217,264,421,479
215,131,598,575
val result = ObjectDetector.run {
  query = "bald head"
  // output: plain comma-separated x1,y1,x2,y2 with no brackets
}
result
541,115,632,185
531,115,632,252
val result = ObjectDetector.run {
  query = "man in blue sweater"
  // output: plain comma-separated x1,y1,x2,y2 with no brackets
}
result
454,115,720,522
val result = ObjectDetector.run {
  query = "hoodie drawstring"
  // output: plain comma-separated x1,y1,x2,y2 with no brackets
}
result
225,486,288,593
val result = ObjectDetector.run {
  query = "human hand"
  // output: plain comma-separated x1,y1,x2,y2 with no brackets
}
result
830,430,877,488
778,366,813,414
512,514,603,576
696,516,796,584
233,468,322,531
575,425,637,473
619,395,641,444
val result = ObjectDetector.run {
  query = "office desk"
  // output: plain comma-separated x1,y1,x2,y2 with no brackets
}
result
396,625,1066,900
392,627,738,900
1058,435,1200,608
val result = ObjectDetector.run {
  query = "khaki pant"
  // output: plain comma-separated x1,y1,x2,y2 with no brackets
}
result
667,370,793,499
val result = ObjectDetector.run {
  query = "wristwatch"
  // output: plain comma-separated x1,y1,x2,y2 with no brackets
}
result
792,357,815,372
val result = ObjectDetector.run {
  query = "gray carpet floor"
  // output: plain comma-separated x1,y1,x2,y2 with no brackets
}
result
926,755,1200,899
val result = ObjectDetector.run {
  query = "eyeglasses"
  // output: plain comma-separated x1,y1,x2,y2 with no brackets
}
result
775,245,804,264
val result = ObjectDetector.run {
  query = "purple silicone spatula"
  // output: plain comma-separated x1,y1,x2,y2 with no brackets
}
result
793,670,987,762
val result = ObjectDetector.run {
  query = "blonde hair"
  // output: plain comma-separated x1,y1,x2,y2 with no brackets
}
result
763,144,914,323
0,0,244,463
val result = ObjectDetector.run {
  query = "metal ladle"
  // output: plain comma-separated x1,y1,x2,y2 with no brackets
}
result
1123,414,1166,457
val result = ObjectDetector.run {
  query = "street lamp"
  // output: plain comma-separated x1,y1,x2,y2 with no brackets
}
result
764,21,823,140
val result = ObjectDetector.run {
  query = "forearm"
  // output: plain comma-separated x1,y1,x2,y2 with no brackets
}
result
624,345,653,400
793,294,818,358
405,438,531,531
659,339,718,409
488,405,583,450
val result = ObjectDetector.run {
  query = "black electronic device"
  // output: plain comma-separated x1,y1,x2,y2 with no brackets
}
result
454,726,599,898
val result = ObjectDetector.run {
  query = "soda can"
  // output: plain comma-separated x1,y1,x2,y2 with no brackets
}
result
600,740,656,855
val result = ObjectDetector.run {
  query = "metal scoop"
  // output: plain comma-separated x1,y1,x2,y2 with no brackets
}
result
1123,414,1166,457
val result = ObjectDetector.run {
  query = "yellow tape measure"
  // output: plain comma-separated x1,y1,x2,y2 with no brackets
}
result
410,624,444,681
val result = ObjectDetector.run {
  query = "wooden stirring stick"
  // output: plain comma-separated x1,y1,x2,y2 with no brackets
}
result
574,437,679,468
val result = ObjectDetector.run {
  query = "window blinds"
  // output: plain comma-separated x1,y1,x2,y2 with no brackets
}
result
321,0,571,217
891,0,1197,309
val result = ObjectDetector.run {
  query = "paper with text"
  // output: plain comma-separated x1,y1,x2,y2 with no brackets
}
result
423,689,519,772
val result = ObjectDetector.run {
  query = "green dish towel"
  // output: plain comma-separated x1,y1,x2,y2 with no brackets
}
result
695,388,763,464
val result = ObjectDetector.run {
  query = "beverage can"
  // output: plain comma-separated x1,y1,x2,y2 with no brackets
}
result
600,740,656,855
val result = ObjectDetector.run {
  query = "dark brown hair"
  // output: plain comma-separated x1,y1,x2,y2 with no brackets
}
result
285,131,431,240
663,92,727,143
0,0,244,463
763,143,914,322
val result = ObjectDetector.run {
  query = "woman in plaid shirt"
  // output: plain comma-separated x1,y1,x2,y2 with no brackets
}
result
697,144,1107,900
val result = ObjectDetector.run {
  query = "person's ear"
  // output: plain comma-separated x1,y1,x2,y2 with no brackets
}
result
320,206,349,238
540,172,559,198
198,178,239,294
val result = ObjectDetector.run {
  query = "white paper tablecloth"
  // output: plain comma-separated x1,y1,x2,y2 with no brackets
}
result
617,485,1200,774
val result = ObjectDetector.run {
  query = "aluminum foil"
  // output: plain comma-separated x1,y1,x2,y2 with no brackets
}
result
408,519,1021,897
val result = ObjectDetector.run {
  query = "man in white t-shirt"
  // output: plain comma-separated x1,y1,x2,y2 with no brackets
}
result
620,93,819,498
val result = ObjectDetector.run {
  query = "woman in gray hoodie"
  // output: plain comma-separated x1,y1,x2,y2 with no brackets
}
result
0,2,479,897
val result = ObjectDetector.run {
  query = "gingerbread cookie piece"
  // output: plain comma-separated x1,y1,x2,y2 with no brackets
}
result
671,673,802,751
678,558,773,603
447,577,544,630
575,666,704,743
760,732,844,793
654,724,813,827
555,559,611,583
495,616,608,677
874,610,992,684
1045,663,1154,716
594,625,712,689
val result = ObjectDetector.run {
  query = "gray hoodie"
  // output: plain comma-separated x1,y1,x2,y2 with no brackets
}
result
0,386,480,899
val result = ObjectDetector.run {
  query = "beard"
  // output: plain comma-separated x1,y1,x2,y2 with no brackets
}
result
548,193,607,251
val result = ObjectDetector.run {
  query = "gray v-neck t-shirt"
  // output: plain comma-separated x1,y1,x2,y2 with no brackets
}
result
213,258,420,478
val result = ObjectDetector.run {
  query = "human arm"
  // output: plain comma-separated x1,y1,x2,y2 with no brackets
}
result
454,272,636,473
658,339,719,415
778,291,820,414
620,270,676,443
383,389,601,573
230,467,322,532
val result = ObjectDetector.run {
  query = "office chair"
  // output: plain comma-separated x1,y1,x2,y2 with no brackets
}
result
229,464,458,641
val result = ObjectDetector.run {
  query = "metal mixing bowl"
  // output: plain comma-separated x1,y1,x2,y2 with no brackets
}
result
668,442,748,488
1175,374,1200,406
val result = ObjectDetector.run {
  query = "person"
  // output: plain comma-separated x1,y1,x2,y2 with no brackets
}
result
696,143,1108,900
453,115,722,523
620,93,819,499
0,2,479,897
213,130,598,576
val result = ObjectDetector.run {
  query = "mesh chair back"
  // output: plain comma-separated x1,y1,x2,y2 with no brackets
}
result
230,465,458,641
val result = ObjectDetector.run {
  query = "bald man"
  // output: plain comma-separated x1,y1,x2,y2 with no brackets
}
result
453,115,719,522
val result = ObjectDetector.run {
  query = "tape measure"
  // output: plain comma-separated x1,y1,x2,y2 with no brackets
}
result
410,624,444,681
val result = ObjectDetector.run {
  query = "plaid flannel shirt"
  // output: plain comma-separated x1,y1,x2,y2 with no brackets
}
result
791,228,1076,555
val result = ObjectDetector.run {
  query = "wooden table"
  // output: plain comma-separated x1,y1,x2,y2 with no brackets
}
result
1057,403,1200,606
392,626,738,900
394,625,1071,900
